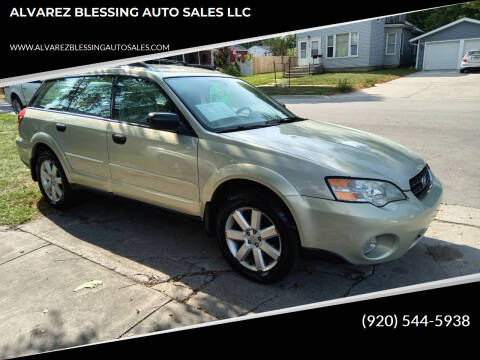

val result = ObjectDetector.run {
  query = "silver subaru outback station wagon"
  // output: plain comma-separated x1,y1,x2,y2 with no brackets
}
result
16,63,442,283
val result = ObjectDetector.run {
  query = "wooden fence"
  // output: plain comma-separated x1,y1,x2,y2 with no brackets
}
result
251,56,297,74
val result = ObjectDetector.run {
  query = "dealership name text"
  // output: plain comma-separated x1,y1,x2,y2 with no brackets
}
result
9,7,251,18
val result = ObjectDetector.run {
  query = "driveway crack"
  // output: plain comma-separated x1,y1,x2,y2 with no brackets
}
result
0,243,52,266
116,299,174,339
343,265,376,297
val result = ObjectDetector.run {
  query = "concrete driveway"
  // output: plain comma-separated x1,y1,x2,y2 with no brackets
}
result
1,70,480,358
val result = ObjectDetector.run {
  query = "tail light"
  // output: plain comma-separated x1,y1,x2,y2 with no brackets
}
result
17,108,26,129
462,57,467,62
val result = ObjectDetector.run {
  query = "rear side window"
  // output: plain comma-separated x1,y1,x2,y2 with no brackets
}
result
68,76,113,118
112,77,176,126
31,77,82,110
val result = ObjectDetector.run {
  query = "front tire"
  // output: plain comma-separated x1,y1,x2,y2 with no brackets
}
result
35,151,74,209
216,191,299,283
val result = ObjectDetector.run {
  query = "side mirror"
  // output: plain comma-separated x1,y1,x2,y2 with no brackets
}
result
147,112,180,132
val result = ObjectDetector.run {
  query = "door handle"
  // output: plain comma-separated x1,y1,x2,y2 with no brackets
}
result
56,123,66,132
112,133,127,145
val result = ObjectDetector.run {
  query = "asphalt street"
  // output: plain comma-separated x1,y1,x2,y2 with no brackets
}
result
0,98,14,114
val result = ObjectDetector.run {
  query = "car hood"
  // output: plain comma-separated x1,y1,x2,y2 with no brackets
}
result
222,120,426,190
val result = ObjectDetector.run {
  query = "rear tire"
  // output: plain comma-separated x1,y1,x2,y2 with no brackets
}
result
215,190,299,283
35,150,74,209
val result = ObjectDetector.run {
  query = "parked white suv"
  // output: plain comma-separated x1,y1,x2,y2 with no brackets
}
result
460,50,480,73
4,81,43,113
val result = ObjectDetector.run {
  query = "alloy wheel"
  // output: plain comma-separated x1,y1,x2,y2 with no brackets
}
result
225,207,282,272
40,159,63,203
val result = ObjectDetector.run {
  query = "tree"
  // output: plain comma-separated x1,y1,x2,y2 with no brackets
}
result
270,38,288,56
213,47,229,68
284,34,296,49
407,1,480,32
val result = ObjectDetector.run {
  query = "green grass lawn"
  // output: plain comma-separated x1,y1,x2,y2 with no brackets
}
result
0,114,41,227
259,86,338,96
242,67,417,95
239,72,283,86
289,68,417,87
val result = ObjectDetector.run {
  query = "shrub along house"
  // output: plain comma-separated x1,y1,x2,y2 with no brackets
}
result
295,15,423,73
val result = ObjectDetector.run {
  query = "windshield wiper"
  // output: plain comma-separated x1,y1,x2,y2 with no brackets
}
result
217,116,306,133
264,116,306,124
216,123,271,133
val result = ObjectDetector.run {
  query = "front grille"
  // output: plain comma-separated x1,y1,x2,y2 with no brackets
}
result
409,165,432,199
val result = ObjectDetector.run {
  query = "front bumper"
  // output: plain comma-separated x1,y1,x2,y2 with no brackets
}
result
287,174,443,265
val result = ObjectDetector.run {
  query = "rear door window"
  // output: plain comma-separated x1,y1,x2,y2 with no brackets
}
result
112,77,176,126
68,76,113,118
31,77,82,111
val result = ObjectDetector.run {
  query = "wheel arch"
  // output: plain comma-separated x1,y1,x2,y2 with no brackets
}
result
30,134,71,183
201,165,301,238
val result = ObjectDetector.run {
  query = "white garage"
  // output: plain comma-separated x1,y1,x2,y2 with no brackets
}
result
464,38,480,53
424,40,460,70
411,17,480,70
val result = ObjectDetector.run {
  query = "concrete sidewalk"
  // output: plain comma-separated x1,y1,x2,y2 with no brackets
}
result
1,193,479,358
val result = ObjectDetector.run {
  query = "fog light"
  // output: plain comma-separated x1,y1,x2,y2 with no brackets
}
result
363,238,377,255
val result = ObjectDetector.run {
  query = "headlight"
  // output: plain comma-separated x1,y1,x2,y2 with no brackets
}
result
326,178,406,207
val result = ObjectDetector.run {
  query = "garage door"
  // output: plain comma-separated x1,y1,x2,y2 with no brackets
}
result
424,41,460,70
464,39,480,54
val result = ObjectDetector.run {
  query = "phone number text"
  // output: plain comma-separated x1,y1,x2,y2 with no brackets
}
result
362,314,470,329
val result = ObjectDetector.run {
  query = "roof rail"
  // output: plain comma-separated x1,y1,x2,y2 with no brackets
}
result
145,59,188,66
146,59,216,71
125,62,154,68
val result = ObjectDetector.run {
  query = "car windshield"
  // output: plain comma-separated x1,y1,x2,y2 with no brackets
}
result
467,50,480,55
164,76,302,132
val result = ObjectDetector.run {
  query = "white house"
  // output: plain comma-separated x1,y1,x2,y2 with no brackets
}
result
248,45,272,57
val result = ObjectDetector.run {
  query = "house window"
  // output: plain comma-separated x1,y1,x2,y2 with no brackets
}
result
300,42,306,58
336,33,349,57
311,41,319,57
326,32,359,58
351,32,359,56
386,33,396,55
327,36,334,57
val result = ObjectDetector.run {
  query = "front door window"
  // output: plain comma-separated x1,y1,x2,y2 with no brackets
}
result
300,42,307,58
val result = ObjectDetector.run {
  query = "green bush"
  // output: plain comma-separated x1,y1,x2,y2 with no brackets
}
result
362,78,375,88
337,78,352,92
244,53,253,63
221,63,241,77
